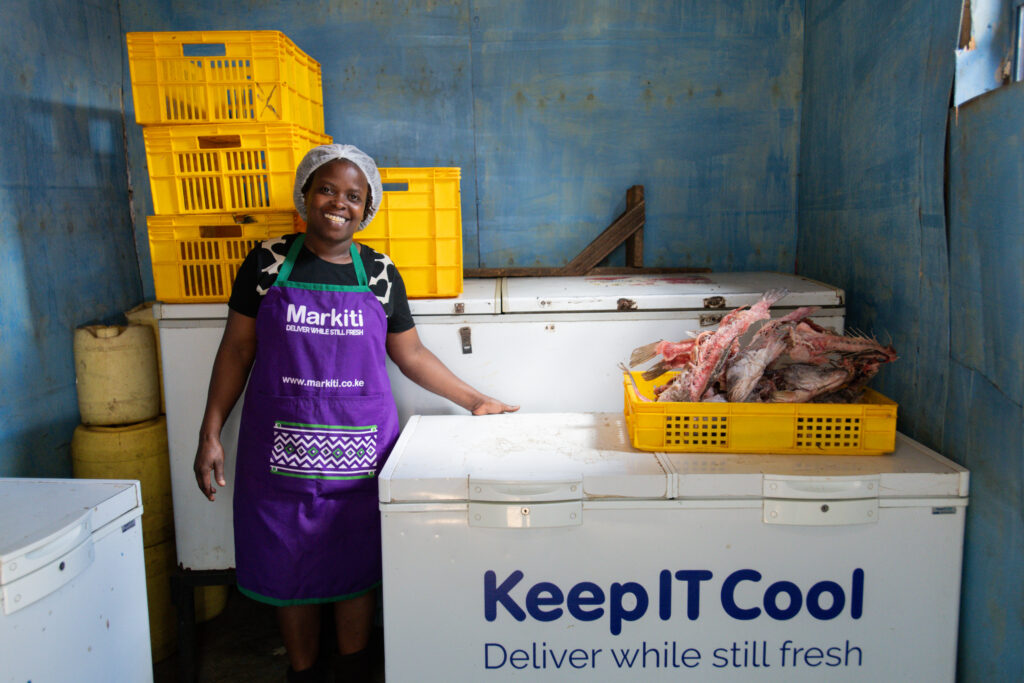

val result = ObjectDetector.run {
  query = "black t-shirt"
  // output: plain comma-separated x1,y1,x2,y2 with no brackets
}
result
228,233,415,334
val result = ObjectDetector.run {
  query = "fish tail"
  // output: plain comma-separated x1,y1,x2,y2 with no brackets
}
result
629,340,662,367
641,360,672,381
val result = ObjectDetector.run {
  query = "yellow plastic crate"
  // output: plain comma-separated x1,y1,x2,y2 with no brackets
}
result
296,168,463,298
143,123,331,214
148,212,298,303
623,371,897,455
127,31,324,131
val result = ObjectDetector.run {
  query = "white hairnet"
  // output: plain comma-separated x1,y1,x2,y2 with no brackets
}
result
293,144,383,231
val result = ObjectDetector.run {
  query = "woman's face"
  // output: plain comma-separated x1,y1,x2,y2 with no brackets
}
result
303,160,368,247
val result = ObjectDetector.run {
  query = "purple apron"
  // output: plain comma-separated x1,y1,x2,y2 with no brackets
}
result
234,235,400,605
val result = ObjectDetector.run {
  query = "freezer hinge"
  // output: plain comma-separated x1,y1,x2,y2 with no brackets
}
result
703,296,727,309
700,313,724,327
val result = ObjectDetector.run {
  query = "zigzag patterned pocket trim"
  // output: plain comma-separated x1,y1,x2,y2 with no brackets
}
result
270,421,379,480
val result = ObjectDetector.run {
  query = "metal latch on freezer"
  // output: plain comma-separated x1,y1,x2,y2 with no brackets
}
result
762,475,880,526
468,477,583,529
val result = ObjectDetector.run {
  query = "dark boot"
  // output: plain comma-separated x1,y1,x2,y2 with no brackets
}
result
334,647,374,683
286,657,330,683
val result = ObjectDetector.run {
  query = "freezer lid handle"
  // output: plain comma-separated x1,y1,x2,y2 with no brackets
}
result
1,510,93,584
2,533,95,615
468,477,583,502
763,475,880,500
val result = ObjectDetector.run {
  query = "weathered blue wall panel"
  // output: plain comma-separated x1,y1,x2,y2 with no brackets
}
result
801,1,1022,681
120,0,803,288
798,0,956,446
470,0,803,269
0,0,142,477
946,82,1024,682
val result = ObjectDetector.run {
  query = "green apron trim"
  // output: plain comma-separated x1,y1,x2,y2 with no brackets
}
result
238,581,381,607
276,234,371,292
270,470,376,481
275,421,378,432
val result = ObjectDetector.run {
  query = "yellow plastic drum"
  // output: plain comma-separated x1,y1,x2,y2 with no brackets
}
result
195,584,229,623
145,538,177,662
73,323,160,425
71,417,174,547
124,302,165,413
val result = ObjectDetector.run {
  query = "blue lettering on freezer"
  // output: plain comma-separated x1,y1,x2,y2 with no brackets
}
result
484,568,865,635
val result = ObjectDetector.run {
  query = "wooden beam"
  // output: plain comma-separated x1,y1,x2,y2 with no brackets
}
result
464,266,711,278
464,267,569,277
462,185,695,279
561,186,645,275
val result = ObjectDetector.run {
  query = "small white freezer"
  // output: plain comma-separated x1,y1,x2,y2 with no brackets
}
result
378,413,968,682
0,478,153,683
157,271,844,570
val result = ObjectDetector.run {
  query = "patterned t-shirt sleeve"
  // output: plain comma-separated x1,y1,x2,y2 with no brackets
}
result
365,249,415,334
227,235,294,317
227,246,261,317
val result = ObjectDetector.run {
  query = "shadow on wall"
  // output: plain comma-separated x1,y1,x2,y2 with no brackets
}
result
0,94,142,477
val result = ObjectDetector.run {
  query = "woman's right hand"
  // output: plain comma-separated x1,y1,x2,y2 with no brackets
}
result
194,435,227,502
192,310,257,503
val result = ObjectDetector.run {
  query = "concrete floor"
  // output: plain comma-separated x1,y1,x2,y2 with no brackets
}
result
153,587,386,682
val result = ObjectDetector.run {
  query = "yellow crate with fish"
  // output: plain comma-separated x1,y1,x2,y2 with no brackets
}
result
623,371,897,454
623,288,899,454
127,31,324,131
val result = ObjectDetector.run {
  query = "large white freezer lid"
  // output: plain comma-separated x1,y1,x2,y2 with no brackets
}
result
156,279,502,320
666,432,969,500
379,415,968,504
501,272,844,313
379,413,670,503
0,479,142,586
157,273,843,319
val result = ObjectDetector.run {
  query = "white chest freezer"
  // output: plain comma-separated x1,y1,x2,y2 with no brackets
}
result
378,413,968,683
0,478,153,683
157,272,844,570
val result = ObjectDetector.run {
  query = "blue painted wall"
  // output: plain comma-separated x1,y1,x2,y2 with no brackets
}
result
946,82,1024,682
0,0,142,477
799,0,1022,680
119,0,804,291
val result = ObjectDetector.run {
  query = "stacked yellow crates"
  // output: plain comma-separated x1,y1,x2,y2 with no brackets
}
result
124,31,330,659
126,30,331,303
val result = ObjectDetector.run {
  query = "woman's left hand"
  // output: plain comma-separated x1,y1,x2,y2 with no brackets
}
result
470,396,520,415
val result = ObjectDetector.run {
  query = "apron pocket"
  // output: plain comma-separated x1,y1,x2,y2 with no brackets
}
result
264,393,392,485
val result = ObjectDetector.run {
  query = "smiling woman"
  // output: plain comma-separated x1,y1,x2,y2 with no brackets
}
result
192,144,517,681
